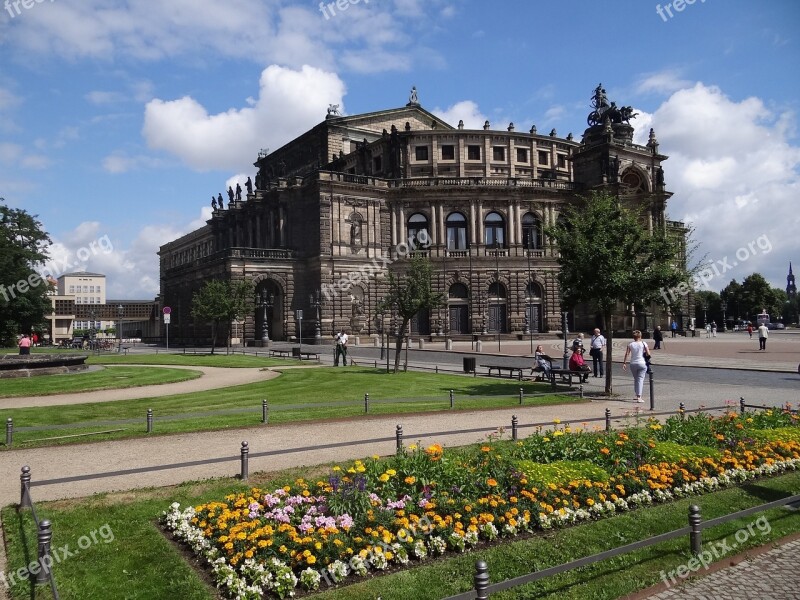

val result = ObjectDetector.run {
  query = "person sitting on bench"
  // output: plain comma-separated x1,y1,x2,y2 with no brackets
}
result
568,347,591,382
532,344,552,381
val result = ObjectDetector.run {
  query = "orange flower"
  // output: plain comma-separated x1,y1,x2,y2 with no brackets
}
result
487,478,498,487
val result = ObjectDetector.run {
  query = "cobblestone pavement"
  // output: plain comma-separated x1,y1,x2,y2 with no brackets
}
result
643,538,800,599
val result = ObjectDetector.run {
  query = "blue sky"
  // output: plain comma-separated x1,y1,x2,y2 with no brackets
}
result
1,0,798,300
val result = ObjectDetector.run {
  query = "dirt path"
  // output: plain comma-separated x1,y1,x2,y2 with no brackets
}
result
0,365,281,409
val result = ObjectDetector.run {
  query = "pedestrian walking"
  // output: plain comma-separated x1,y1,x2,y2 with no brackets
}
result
652,326,663,350
705,323,712,338
711,321,717,337
18,333,31,355
670,320,678,338
622,330,650,403
747,323,753,339
589,328,606,378
758,322,769,351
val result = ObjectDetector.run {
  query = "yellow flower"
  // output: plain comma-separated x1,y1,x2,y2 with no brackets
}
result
553,431,564,437
379,473,390,482
307,555,317,565
404,476,417,485
553,419,561,424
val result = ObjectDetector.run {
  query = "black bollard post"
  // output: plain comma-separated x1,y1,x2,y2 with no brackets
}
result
740,397,746,415
6,417,12,447
364,393,369,413
648,368,655,411
474,560,490,600
679,402,686,420
519,387,524,405
395,425,403,454
605,408,611,432
512,415,518,441
146,408,153,433
688,505,702,556
36,520,53,585
262,399,269,424
20,466,31,508
240,441,249,481
449,389,454,409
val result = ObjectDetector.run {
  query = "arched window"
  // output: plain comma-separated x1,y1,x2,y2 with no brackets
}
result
484,211,505,247
407,213,429,247
521,213,542,249
488,282,507,298
446,212,468,250
526,281,543,300
449,283,469,299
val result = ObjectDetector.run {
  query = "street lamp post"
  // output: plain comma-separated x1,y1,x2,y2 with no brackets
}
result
88,309,97,350
562,311,569,369
722,302,727,333
309,291,322,344
703,304,707,328
378,310,385,360
117,304,124,353
257,291,273,346
525,237,533,353
494,240,501,353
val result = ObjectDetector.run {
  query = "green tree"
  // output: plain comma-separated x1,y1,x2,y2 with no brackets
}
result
546,191,690,395
378,255,444,373
0,200,53,346
191,279,253,354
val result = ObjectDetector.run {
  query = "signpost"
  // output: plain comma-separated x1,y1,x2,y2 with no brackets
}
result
163,306,171,349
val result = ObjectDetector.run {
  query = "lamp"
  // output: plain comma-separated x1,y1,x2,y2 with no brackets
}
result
117,304,124,352
309,291,322,343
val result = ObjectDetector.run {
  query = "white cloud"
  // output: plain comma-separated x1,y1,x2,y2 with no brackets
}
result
85,90,126,106
102,152,162,174
635,70,693,95
433,100,488,129
142,64,346,172
649,83,800,289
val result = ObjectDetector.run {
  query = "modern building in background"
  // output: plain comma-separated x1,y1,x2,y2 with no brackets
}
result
46,271,160,343
159,85,691,345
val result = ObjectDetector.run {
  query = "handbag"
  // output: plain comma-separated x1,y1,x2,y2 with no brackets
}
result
642,342,651,367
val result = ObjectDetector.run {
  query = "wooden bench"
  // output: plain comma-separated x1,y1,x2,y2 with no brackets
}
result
269,349,292,358
291,348,320,361
481,364,525,380
546,367,588,388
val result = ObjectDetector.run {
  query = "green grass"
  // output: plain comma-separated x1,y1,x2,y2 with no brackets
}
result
87,352,301,368
0,366,203,398
3,464,800,600
0,368,579,448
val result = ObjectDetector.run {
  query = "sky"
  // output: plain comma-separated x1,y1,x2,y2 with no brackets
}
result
1,0,798,301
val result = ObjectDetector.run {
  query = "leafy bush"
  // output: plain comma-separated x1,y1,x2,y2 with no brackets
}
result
649,441,721,463
749,427,800,444
515,459,609,488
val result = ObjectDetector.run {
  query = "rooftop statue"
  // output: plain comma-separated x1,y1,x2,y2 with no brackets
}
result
327,104,341,116
587,83,638,127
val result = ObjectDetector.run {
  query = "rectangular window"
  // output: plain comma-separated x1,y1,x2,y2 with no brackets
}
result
538,151,549,165
492,147,505,161
415,146,429,161
89,286,95,293
467,145,481,160
558,154,567,168
69,286,75,293
441,145,455,160
516,148,528,163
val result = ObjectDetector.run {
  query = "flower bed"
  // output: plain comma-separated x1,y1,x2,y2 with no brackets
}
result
163,409,800,599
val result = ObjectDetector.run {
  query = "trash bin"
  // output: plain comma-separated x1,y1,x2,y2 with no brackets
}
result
463,357,476,373
292,347,301,359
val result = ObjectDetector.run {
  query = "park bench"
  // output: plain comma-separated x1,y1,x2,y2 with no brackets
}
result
291,348,320,361
269,349,292,358
481,364,526,380
546,367,587,388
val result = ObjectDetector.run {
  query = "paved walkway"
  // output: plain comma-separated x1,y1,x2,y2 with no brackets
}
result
640,537,800,599
0,364,279,409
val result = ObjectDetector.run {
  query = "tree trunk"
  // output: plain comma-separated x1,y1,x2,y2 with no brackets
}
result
210,322,217,355
393,318,410,373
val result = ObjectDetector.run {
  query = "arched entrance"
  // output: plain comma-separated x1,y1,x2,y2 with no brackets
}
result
448,283,470,334
255,281,283,342
488,282,507,333
525,282,544,333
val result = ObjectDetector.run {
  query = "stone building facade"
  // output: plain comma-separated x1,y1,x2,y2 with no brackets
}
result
159,87,690,345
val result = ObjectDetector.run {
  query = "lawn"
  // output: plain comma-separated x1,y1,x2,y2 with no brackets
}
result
0,366,202,398
0,368,580,448
3,452,800,600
